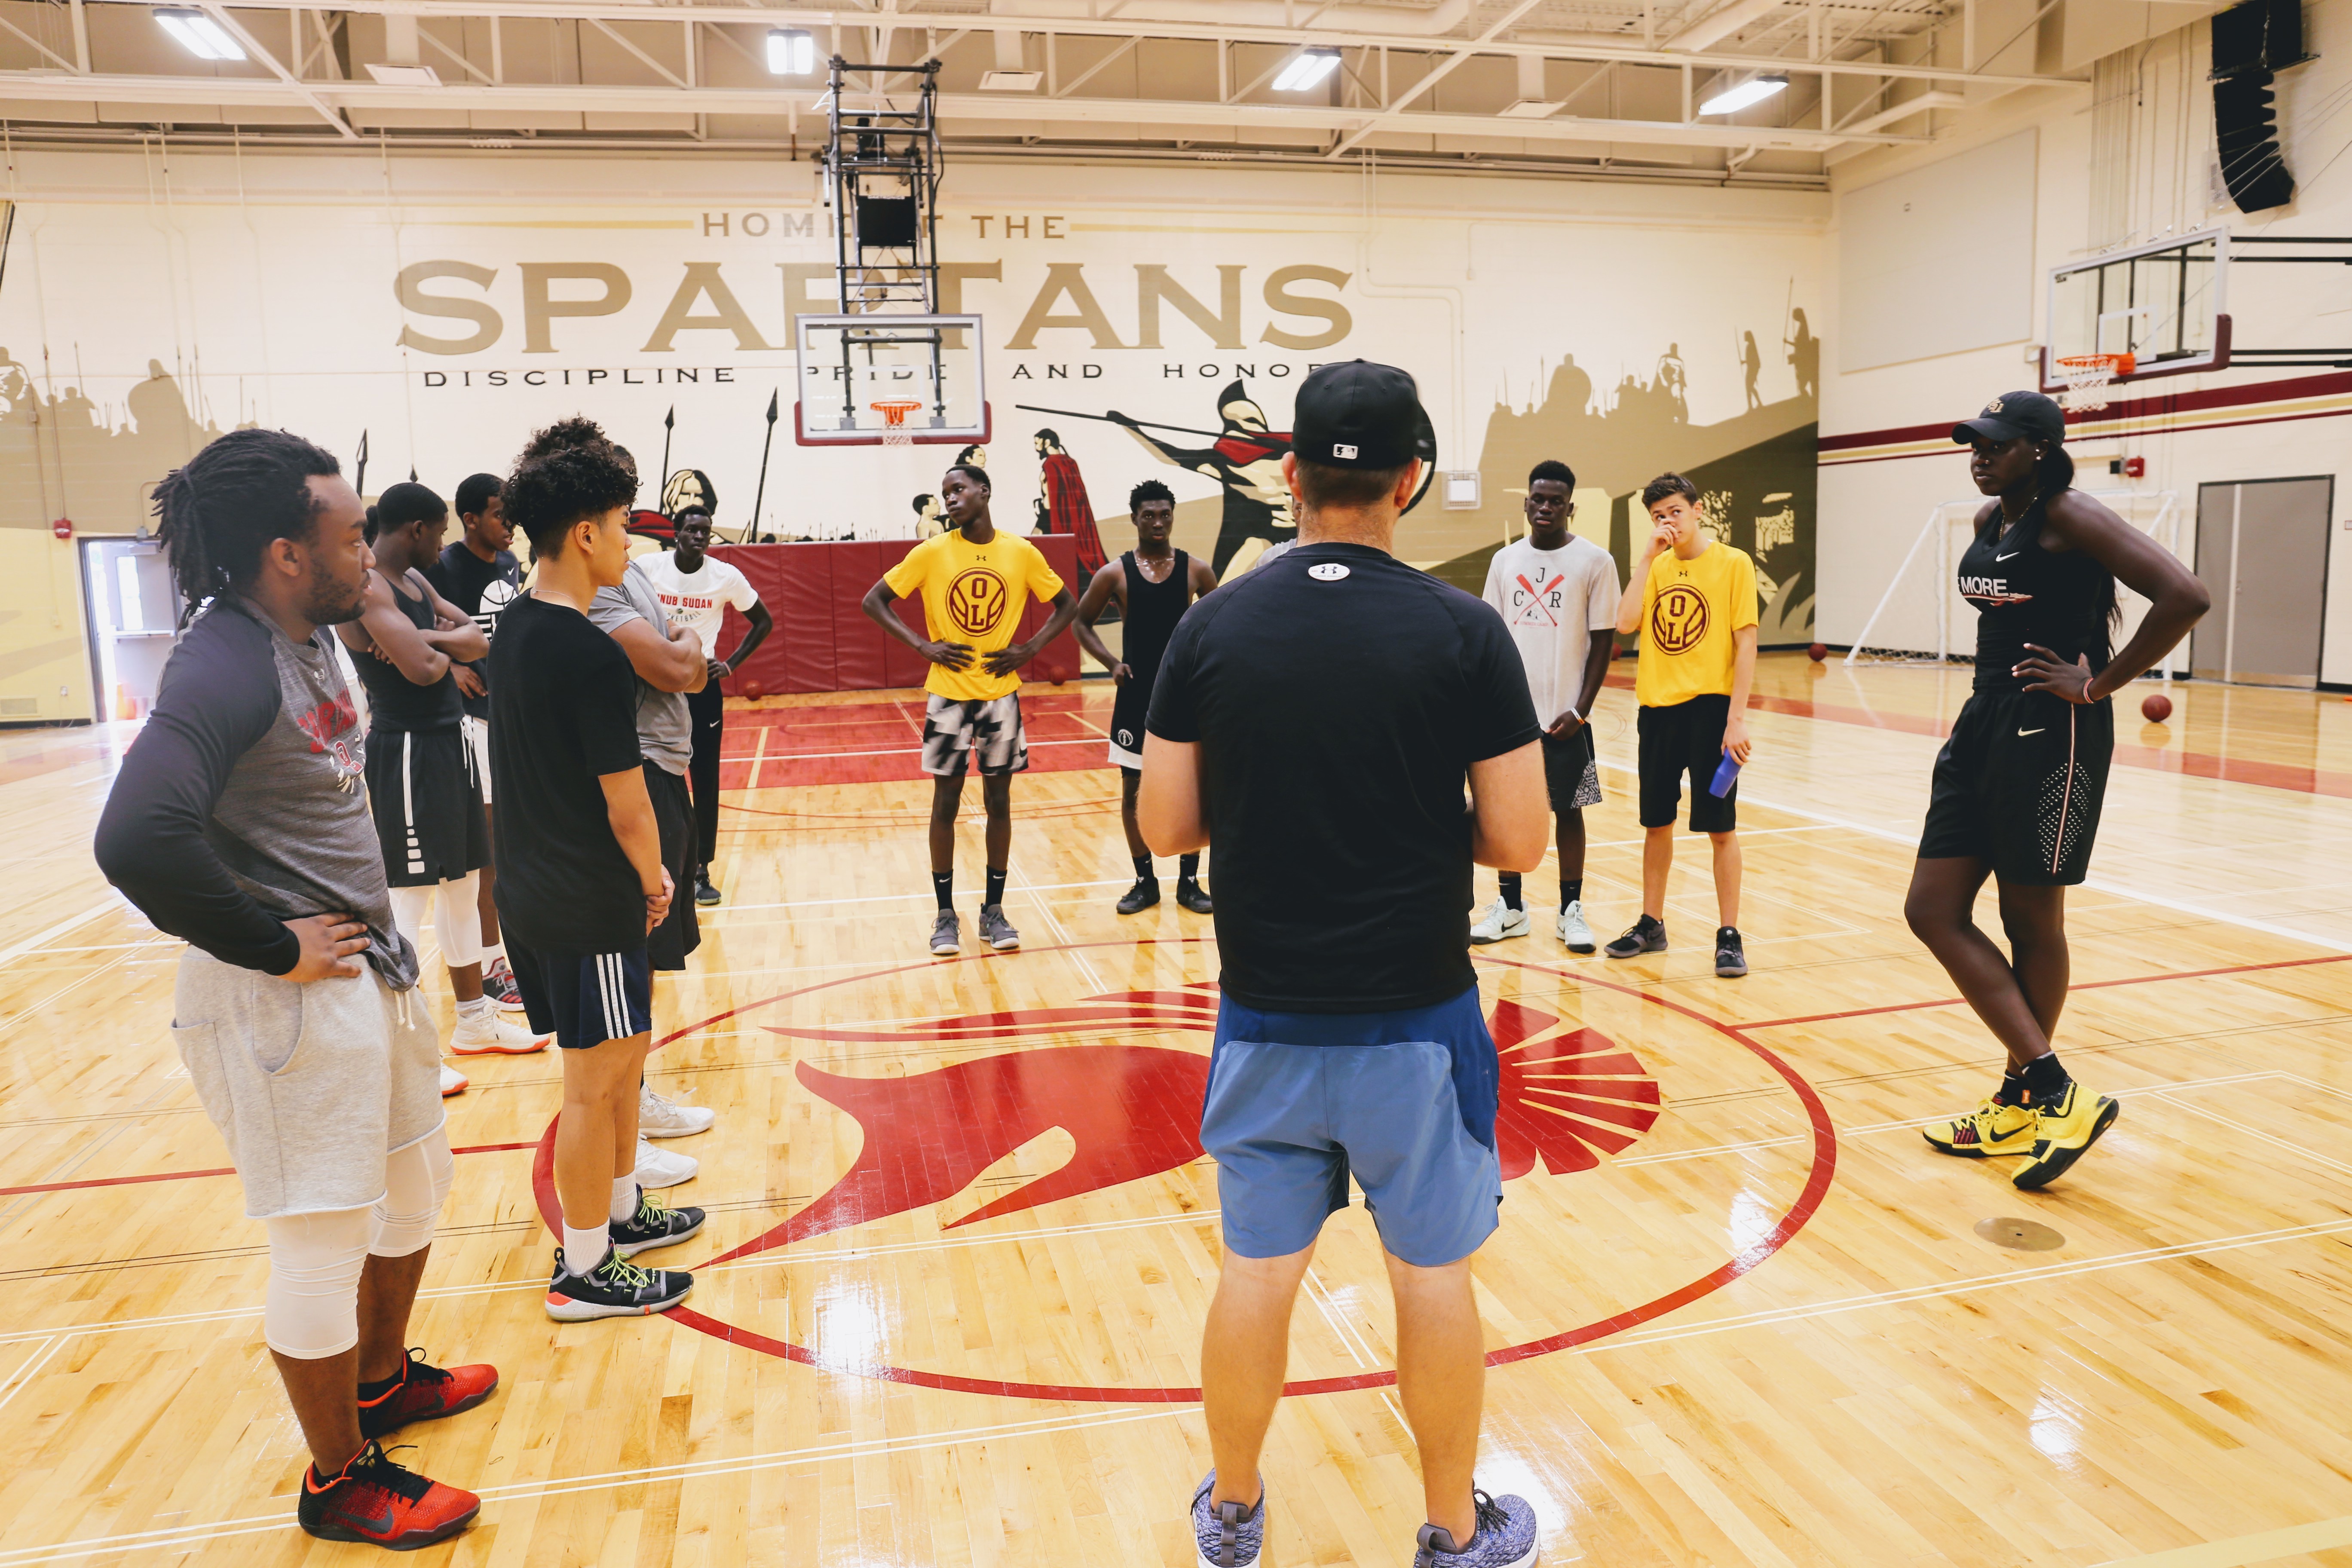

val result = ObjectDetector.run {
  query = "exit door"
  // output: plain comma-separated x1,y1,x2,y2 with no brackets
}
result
80,538,178,721
2191,476,2334,687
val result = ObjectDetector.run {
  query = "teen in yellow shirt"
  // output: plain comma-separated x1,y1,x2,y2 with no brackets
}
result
1607,472,1759,977
862,461,1115,957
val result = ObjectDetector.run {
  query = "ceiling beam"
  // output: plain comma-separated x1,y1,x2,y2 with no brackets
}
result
194,0,357,138
1326,0,1548,159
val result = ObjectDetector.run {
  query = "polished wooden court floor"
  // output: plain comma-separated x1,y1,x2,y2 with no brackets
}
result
4,652,2352,1566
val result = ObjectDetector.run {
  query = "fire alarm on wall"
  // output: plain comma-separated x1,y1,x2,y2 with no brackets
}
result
51,518,72,540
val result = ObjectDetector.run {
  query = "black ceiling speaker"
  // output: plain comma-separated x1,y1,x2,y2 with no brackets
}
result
2210,0,2311,214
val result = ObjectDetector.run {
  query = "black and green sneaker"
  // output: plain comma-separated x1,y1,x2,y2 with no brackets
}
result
611,1187,705,1258
545,1247,692,1322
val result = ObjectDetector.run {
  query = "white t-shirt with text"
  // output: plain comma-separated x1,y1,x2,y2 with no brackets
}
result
633,550,760,645
1480,534,1621,728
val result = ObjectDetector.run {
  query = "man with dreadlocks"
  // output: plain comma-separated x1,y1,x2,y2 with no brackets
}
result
94,429,490,1551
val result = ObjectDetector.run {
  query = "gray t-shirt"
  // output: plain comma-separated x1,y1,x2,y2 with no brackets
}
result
588,559,693,775
94,596,420,988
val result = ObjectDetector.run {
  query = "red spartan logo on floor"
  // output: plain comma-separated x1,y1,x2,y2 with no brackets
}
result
945,567,1010,638
705,985,1660,1265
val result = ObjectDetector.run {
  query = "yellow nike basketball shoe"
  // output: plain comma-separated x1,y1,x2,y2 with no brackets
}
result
2011,1081,2120,1190
1923,1098,2038,1158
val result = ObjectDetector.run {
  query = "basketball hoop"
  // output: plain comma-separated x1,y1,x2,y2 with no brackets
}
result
2054,352,2133,413
871,399,925,448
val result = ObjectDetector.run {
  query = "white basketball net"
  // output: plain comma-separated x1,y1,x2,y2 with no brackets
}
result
2055,354,2126,413
873,401,921,449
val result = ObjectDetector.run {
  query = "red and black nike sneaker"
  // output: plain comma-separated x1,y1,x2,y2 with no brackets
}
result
297,1439,478,1550
358,1347,499,1440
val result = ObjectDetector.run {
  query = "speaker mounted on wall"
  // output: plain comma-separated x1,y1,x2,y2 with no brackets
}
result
2210,0,2312,214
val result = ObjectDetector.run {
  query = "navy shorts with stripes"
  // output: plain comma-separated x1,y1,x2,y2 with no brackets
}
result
506,941,652,1050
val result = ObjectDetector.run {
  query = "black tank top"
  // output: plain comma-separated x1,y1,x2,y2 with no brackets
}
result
1121,549,1191,686
1956,494,2112,692
352,570,463,730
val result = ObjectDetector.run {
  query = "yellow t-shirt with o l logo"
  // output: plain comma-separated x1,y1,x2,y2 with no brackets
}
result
883,530,1066,703
1635,540,1759,708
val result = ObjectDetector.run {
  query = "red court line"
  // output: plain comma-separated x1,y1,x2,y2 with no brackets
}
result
1745,950,2352,1032
0,1139,540,1199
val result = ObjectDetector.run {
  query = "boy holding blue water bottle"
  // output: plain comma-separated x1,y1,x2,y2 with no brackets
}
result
1606,472,1758,978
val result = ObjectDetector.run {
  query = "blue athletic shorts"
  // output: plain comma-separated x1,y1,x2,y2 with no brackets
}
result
506,942,652,1051
1199,985,1503,1268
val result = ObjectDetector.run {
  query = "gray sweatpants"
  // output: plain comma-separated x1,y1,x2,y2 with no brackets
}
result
171,949,445,1219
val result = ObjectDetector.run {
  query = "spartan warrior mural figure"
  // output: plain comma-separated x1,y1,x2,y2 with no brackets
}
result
1109,380,1295,576
1032,428,1109,579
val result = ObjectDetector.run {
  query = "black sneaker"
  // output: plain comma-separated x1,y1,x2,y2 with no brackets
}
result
694,868,721,906
1603,915,1667,959
544,1247,692,1321
610,1187,705,1257
1176,879,1214,914
1714,926,1748,978
1116,877,1161,915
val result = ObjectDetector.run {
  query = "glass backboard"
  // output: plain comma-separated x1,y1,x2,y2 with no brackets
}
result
793,312,989,446
2042,229,2230,391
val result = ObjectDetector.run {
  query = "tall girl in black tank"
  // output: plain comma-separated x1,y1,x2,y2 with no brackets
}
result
1076,478,1221,914
1907,391,2209,1191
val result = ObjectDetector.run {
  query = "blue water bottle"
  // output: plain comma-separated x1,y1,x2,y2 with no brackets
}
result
1709,748,1742,797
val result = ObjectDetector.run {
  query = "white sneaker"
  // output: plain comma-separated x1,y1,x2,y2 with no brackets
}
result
1468,898,1531,944
635,1136,698,1188
1557,900,1597,954
440,1063,469,1097
450,1007,551,1056
640,1081,716,1139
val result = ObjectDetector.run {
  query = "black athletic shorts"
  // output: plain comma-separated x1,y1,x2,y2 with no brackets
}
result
507,941,651,1050
1541,725,1602,813
1109,677,1151,772
364,726,489,888
1919,688,2113,885
1637,695,1736,833
643,761,701,971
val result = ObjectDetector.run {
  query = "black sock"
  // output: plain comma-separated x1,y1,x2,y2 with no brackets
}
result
1497,873,1524,912
1179,853,1200,882
1133,854,1154,881
1992,1070,2029,1107
985,867,1007,907
1561,876,1583,907
356,1366,403,1401
2020,1053,2071,1104
931,870,953,911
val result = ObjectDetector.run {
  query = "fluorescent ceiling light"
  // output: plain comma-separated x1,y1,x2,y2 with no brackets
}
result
1500,99,1560,119
1271,47,1341,92
980,69,1044,91
1698,74,1787,115
766,28,815,77
153,9,244,62
364,63,441,86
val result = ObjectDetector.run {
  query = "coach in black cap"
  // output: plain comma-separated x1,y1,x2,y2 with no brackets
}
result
1136,360,1547,1567
1950,388,2067,448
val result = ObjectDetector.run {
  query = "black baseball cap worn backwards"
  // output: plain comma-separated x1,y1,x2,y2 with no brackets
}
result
1294,360,1436,470
1951,390,2067,447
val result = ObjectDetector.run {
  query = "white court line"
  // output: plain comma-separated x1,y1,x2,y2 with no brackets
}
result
0,897,130,970
0,1336,64,1421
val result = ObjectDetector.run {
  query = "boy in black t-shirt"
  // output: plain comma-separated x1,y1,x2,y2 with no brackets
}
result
490,419,704,1322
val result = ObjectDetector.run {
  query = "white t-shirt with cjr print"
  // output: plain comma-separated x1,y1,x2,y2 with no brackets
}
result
633,550,761,643
1480,535,1621,729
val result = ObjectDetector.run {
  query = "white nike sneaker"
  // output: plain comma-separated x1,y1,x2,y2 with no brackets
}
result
1557,900,1597,954
1468,898,1531,944
450,1008,551,1056
635,1136,698,1189
640,1081,716,1139
440,1063,469,1097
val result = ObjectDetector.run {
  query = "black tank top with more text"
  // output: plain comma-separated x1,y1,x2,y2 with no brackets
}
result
1120,549,1191,687
352,570,464,731
1956,494,2112,693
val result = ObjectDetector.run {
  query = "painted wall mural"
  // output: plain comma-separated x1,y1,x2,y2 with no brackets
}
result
0,181,1819,717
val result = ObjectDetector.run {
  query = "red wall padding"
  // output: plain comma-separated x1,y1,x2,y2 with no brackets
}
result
715,536,1081,696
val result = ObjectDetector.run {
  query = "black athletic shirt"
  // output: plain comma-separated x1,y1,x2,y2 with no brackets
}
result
1119,549,1191,691
425,543,521,721
487,591,650,954
1147,541,1540,1013
351,572,463,731
1957,494,2113,693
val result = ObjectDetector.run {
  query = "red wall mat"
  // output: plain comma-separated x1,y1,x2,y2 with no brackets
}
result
829,541,889,692
769,543,836,693
708,544,792,697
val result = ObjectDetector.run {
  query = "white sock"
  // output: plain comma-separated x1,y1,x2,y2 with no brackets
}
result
610,1176,640,1224
561,1223,608,1276
479,940,505,964
456,995,493,1021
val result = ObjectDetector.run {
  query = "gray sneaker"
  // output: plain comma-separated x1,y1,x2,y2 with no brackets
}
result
1190,1472,1265,1568
1414,1489,1538,1567
928,909,960,956
977,903,1021,952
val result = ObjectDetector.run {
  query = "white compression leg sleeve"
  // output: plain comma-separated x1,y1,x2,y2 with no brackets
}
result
261,1207,376,1360
388,884,432,954
433,872,484,970
370,1128,453,1259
